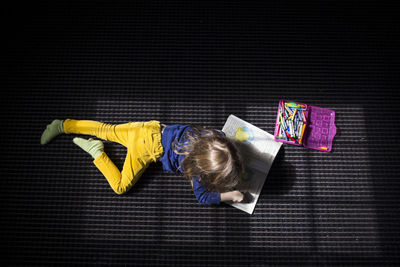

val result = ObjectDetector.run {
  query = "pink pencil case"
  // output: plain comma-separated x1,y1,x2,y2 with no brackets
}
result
274,100,337,152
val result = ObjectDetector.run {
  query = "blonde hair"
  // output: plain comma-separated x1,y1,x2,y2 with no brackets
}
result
173,125,244,192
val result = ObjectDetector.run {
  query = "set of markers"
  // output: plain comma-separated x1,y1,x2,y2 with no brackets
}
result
275,100,307,145
274,99,337,152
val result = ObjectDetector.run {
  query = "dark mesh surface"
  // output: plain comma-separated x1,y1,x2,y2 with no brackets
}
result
3,1,399,265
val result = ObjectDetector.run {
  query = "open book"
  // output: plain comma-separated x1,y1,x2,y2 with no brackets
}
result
222,115,282,214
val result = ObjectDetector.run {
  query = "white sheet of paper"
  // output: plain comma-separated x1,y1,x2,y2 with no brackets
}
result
222,114,282,214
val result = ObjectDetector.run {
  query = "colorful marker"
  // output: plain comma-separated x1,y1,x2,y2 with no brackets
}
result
301,110,307,123
277,101,309,144
299,123,306,143
285,130,296,142
292,109,297,120
284,105,293,116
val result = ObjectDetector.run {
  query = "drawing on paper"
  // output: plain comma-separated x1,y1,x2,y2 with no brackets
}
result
234,126,254,143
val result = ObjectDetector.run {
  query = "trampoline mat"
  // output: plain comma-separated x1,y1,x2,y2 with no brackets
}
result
2,1,399,265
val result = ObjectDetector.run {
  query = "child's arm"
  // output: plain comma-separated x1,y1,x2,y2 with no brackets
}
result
191,178,244,204
220,191,244,203
191,178,221,204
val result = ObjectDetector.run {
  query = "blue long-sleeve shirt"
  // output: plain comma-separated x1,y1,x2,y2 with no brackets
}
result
159,124,221,205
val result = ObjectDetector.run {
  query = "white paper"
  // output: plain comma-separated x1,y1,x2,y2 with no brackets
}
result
222,114,282,214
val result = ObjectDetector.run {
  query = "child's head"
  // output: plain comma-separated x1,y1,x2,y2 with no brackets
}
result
175,125,244,192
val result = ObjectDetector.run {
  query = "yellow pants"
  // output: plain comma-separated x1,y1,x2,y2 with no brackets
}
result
64,119,164,194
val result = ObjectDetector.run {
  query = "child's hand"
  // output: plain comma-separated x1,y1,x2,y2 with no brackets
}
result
221,190,244,203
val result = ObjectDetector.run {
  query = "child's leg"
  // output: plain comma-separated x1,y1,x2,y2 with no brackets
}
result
64,119,130,145
41,120,65,144
41,119,130,145
71,137,136,194
72,121,164,194
93,148,149,194
73,137,104,159
94,121,163,194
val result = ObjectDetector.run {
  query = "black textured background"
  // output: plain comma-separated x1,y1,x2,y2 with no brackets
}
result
3,1,399,265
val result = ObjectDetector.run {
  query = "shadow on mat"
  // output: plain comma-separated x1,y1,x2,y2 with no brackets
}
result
263,147,296,196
